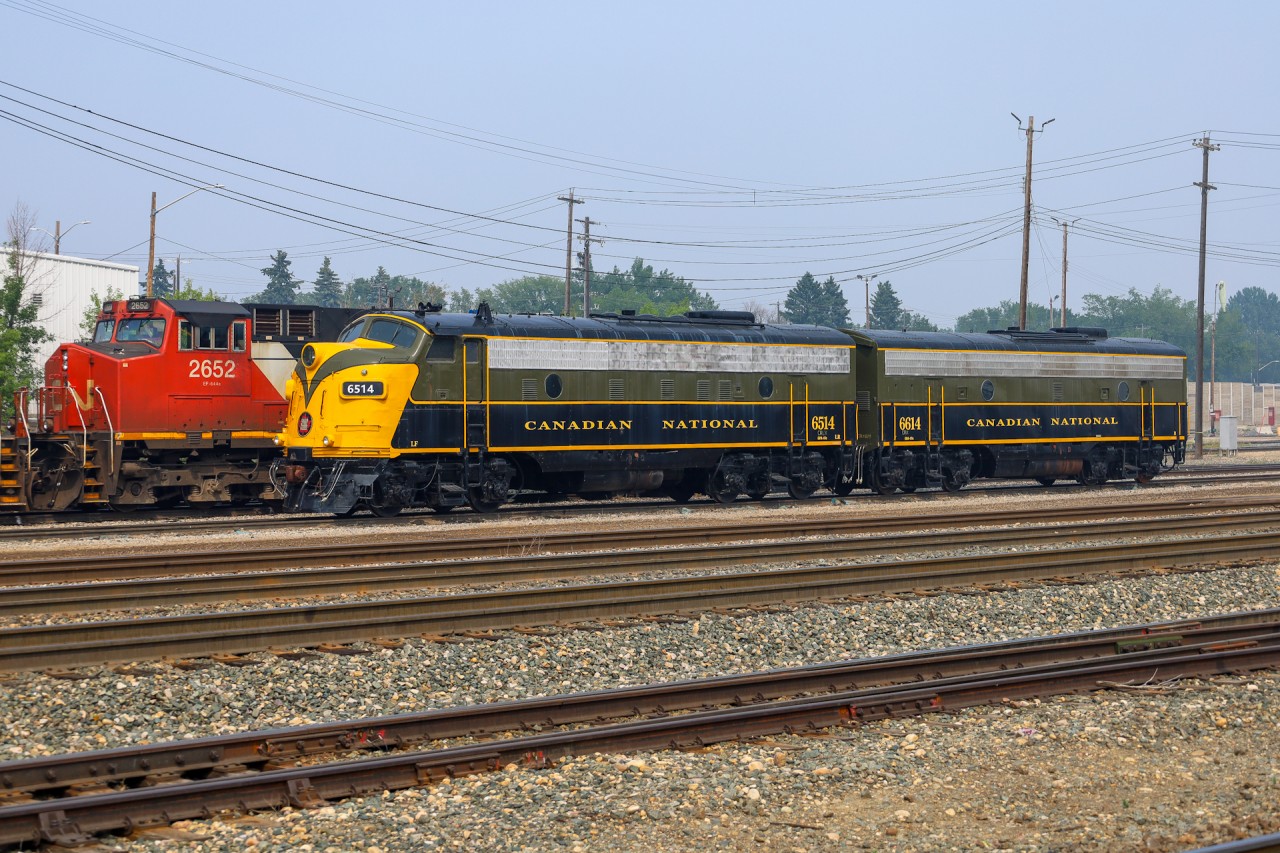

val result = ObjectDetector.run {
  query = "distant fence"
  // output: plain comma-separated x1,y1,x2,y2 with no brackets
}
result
1186,381,1280,431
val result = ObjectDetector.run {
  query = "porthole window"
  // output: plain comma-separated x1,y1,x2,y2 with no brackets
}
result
545,373,563,399
758,376,774,399
981,379,995,401
1117,381,1130,402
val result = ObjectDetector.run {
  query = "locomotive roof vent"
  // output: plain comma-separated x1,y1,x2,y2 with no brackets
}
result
1051,326,1108,339
684,310,757,325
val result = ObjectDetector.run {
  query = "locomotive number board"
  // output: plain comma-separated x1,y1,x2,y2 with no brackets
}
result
341,381,385,398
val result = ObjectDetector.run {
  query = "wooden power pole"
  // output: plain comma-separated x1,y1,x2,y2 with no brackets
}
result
576,216,603,318
1192,135,1220,459
557,190,582,316
1013,114,1053,329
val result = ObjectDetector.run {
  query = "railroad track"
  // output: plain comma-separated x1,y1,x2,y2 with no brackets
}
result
6,502,1280,617
4,520,1280,673
2,610,1276,848
1,492,1271,585
2,463,1277,540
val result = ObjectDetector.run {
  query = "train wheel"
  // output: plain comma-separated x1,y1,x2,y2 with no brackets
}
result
367,502,402,518
1035,477,1056,487
940,472,964,493
707,471,739,504
745,474,771,501
466,487,503,514
786,481,815,500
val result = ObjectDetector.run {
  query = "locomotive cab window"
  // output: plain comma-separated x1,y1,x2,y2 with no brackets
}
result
365,318,420,348
176,321,229,351
92,319,114,343
425,335,456,362
338,321,365,343
232,320,247,353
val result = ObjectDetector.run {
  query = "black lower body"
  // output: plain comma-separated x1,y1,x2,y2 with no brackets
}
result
279,445,843,515
862,439,1185,494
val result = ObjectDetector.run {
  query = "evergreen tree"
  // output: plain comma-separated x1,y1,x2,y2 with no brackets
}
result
817,276,850,327
310,257,343,308
151,259,174,298
591,258,717,316
250,250,301,304
868,280,904,329
782,273,826,325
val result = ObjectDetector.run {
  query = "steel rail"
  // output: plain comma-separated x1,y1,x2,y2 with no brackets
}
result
1,610,1274,798
5,506,1280,617
1,464,1276,537
2,631,1277,848
3,527,1280,673
0,493,1270,586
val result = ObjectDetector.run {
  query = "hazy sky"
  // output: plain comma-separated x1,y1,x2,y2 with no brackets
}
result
3,1,1277,329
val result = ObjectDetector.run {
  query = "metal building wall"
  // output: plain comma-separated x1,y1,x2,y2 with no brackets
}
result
19,251,140,370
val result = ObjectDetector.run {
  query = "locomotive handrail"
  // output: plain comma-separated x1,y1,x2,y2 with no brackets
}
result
67,386,89,467
14,389,32,464
94,386,115,476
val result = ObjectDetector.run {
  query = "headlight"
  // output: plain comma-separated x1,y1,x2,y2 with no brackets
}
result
298,412,313,436
302,345,317,368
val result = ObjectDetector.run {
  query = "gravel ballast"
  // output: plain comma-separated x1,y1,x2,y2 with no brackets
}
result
4,477,1280,850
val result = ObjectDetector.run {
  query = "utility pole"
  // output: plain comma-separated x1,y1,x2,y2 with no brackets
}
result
175,255,181,293
1050,217,1079,327
1012,114,1054,329
557,190,582,316
576,216,603,317
146,192,158,297
54,220,61,255
1192,135,1220,459
856,273,878,327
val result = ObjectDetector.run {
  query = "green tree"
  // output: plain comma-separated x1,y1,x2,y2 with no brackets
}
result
781,273,826,325
868,280,904,329
79,286,125,339
308,257,344,308
467,275,569,314
448,287,475,313
591,258,717,316
249,250,301,304
170,279,222,301
1,246,52,420
150,259,174,298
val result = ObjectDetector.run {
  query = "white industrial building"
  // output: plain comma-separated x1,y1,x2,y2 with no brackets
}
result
16,251,141,370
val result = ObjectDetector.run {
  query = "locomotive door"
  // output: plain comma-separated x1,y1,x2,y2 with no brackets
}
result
463,338,487,450
925,379,945,475
1139,381,1153,442
789,378,808,447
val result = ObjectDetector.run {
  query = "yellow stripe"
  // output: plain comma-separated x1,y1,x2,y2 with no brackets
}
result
117,431,279,441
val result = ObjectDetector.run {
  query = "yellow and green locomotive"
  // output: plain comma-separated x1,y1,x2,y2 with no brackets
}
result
275,306,1187,515
850,327,1187,493
277,305,857,515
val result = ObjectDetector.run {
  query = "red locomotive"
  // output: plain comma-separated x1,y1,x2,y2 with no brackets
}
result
1,297,361,512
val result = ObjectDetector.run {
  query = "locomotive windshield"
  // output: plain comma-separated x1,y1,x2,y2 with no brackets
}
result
116,318,166,346
338,317,421,348
92,319,114,343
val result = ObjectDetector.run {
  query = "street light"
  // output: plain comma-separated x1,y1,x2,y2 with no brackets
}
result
146,185,222,297
855,273,878,327
1253,360,1280,390
28,220,90,255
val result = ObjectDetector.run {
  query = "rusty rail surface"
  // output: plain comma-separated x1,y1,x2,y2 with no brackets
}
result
2,621,1277,848
2,526,1280,673
4,504,1280,617
1,493,1272,586
1,609,1274,800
